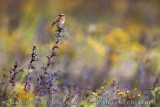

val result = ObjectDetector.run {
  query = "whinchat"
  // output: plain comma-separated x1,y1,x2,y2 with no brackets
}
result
50,13,65,29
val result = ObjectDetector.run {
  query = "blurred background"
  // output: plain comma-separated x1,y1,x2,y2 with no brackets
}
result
0,0,160,91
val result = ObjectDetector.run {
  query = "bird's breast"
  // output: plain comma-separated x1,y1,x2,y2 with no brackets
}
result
59,17,65,26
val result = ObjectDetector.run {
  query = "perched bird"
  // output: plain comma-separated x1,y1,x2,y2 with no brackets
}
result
50,13,65,29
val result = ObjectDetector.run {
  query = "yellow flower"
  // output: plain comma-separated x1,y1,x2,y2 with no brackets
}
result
17,84,33,101
101,86,104,90
118,93,121,96
87,37,106,57
95,93,98,97
134,88,137,91
126,90,129,94
109,54,119,62
120,92,123,95
92,92,95,95
132,96,135,99
105,28,130,46
131,43,143,53
138,93,141,97
117,89,120,92
123,93,126,97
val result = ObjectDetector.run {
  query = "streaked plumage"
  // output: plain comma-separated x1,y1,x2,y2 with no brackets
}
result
50,13,65,29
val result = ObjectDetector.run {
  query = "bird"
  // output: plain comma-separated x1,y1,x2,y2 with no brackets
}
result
50,13,65,29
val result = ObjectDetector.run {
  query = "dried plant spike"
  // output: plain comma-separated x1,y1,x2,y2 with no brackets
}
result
9,60,19,88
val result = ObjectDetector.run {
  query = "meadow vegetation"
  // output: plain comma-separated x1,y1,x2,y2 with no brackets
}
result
0,0,160,107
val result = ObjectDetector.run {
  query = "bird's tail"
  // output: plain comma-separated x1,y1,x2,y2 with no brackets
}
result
50,26,53,29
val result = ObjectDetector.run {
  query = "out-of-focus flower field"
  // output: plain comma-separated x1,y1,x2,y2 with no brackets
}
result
0,0,160,107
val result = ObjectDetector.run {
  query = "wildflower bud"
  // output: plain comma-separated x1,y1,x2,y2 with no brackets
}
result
54,45,58,48
56,39,59,43
95,93,98,97
92,92,95,95
117,89,120,92
51,51,56,56
101,86,104,90
138,93,141,97
120,92,123,95
134,88,137,91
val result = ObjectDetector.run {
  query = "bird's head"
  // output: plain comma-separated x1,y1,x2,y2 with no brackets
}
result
58,13,64,17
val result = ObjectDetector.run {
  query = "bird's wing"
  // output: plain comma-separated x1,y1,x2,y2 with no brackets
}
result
52,17,61,26
50,17,61,29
